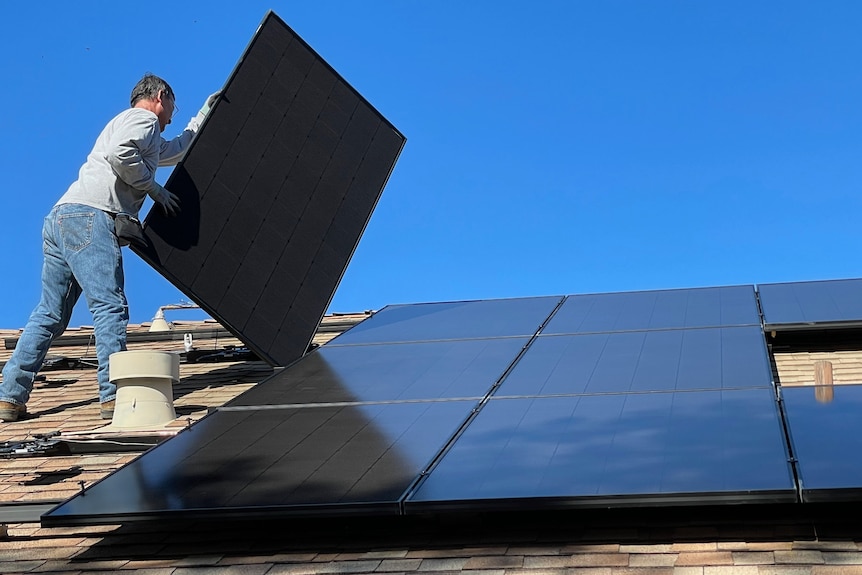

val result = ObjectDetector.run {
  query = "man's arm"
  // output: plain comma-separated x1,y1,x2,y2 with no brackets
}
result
159,92,222,166
105,112,180,216
158,114,201,166
104,113,161,195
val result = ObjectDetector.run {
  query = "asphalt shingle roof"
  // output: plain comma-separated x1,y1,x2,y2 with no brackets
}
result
3,312,862,574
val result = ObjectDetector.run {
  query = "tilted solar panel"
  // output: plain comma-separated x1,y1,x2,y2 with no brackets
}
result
134,11,405,366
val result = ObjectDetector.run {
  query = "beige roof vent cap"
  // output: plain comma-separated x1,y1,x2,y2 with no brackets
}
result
105,350,180,429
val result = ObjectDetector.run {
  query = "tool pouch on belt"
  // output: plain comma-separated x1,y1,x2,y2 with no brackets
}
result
114,213,147,249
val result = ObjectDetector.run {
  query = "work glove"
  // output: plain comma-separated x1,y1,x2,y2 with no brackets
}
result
149,184,180,217
199,90,222,116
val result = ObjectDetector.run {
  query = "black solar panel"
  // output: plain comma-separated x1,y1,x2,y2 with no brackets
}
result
229,337,530,406
43,402,476,523
498,326,773,396
406,389,796,510
543,286,760,335
781,384,862,502
327,296,563,345
135,11,405,366
759,279,862,331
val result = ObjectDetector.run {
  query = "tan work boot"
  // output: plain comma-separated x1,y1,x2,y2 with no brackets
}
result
0,401,26,422
100,400,115,420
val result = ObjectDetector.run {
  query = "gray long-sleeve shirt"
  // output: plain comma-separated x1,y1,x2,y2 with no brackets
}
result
57,107,202,217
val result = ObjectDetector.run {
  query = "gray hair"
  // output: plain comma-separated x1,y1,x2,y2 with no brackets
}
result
130,73,175,107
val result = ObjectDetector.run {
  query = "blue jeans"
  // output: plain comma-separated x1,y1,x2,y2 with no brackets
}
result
0,203,128,406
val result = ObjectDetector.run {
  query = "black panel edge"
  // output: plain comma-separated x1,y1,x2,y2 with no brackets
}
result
800,488,862,504
403,490,799,515
41,502,862,545
42,490,803,528
764,320,862,333
41,500,402,527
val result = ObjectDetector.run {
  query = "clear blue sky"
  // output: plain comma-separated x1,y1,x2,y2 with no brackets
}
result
2,1,861,329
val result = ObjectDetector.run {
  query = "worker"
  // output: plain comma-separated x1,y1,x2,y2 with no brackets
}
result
0,74,219,422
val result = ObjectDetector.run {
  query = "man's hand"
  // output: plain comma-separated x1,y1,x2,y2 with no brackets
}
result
200,90,222,116
149,184,180,217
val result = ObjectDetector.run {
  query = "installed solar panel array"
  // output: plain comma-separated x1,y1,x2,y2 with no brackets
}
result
134,11,405,367
45,287,804,525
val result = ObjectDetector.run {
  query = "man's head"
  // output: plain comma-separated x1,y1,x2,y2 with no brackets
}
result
130,74,177,132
